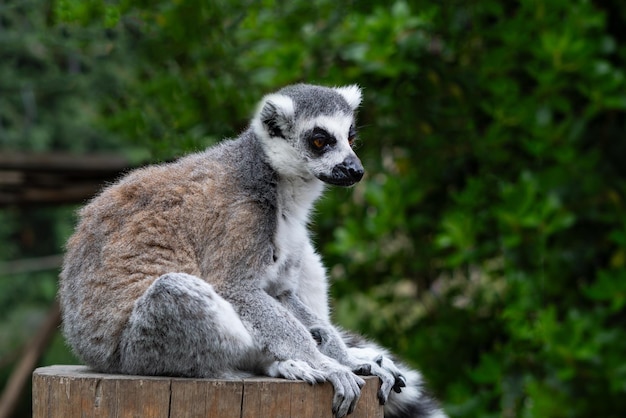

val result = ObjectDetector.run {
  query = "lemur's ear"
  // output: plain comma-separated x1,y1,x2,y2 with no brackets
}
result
255,94,295,139
334,85,362,110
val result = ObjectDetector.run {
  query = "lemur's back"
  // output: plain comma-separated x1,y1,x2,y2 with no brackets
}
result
60,133,276,371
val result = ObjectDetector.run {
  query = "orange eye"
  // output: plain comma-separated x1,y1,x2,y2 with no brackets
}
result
309,128,333,152
348,126,357,147
313,138,326,149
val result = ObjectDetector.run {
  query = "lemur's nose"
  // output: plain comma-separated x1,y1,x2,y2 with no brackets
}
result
341,154,364,183
319,154,365,186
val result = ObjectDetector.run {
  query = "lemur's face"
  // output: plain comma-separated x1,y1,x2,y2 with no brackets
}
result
299,114,363,187
253,84,365,187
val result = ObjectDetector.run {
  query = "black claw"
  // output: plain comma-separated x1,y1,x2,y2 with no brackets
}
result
377,389,387,405
374,354,383,367
311,329,323,345
355,364,371,375
394,375,406,390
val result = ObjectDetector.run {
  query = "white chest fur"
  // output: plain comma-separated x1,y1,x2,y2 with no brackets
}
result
262,177,330,321
270,213,307,288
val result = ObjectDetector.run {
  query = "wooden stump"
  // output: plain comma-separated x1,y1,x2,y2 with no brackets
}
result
33,365,384,418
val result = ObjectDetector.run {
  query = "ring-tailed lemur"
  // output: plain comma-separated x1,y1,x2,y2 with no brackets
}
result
59,84,446,418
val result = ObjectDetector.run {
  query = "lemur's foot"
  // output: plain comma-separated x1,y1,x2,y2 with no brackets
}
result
346,347,406,404
319,361,365,418
266,359,325,384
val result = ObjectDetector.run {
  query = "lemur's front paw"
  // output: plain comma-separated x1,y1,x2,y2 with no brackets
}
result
346,348,406,405
320,361,365,418
266,360,325,384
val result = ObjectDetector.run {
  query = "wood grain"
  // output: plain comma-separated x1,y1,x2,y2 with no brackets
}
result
33,365,384,418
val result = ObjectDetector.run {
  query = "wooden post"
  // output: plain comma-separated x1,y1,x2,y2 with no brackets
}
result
33,365,384,418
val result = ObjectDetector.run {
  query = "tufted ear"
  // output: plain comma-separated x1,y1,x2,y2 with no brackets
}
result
253,93,295,139
333,85,362,110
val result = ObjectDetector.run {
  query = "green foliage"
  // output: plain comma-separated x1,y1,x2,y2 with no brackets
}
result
2,0,626,416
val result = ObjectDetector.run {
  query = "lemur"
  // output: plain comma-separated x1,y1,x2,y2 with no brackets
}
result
59,84,446,418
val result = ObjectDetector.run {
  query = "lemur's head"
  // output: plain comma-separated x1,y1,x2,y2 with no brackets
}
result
252,84,364,187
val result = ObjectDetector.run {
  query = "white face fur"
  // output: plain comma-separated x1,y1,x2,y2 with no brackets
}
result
253,85,364,187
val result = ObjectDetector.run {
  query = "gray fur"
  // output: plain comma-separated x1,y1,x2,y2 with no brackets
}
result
277,84,355,118
59,84,446,418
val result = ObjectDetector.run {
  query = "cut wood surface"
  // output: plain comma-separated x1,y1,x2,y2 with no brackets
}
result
33,365,384,418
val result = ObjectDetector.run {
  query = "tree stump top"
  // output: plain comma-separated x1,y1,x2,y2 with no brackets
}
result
33,365,383,418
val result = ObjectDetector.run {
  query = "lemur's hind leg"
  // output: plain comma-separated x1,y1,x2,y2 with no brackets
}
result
119,272,254,378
